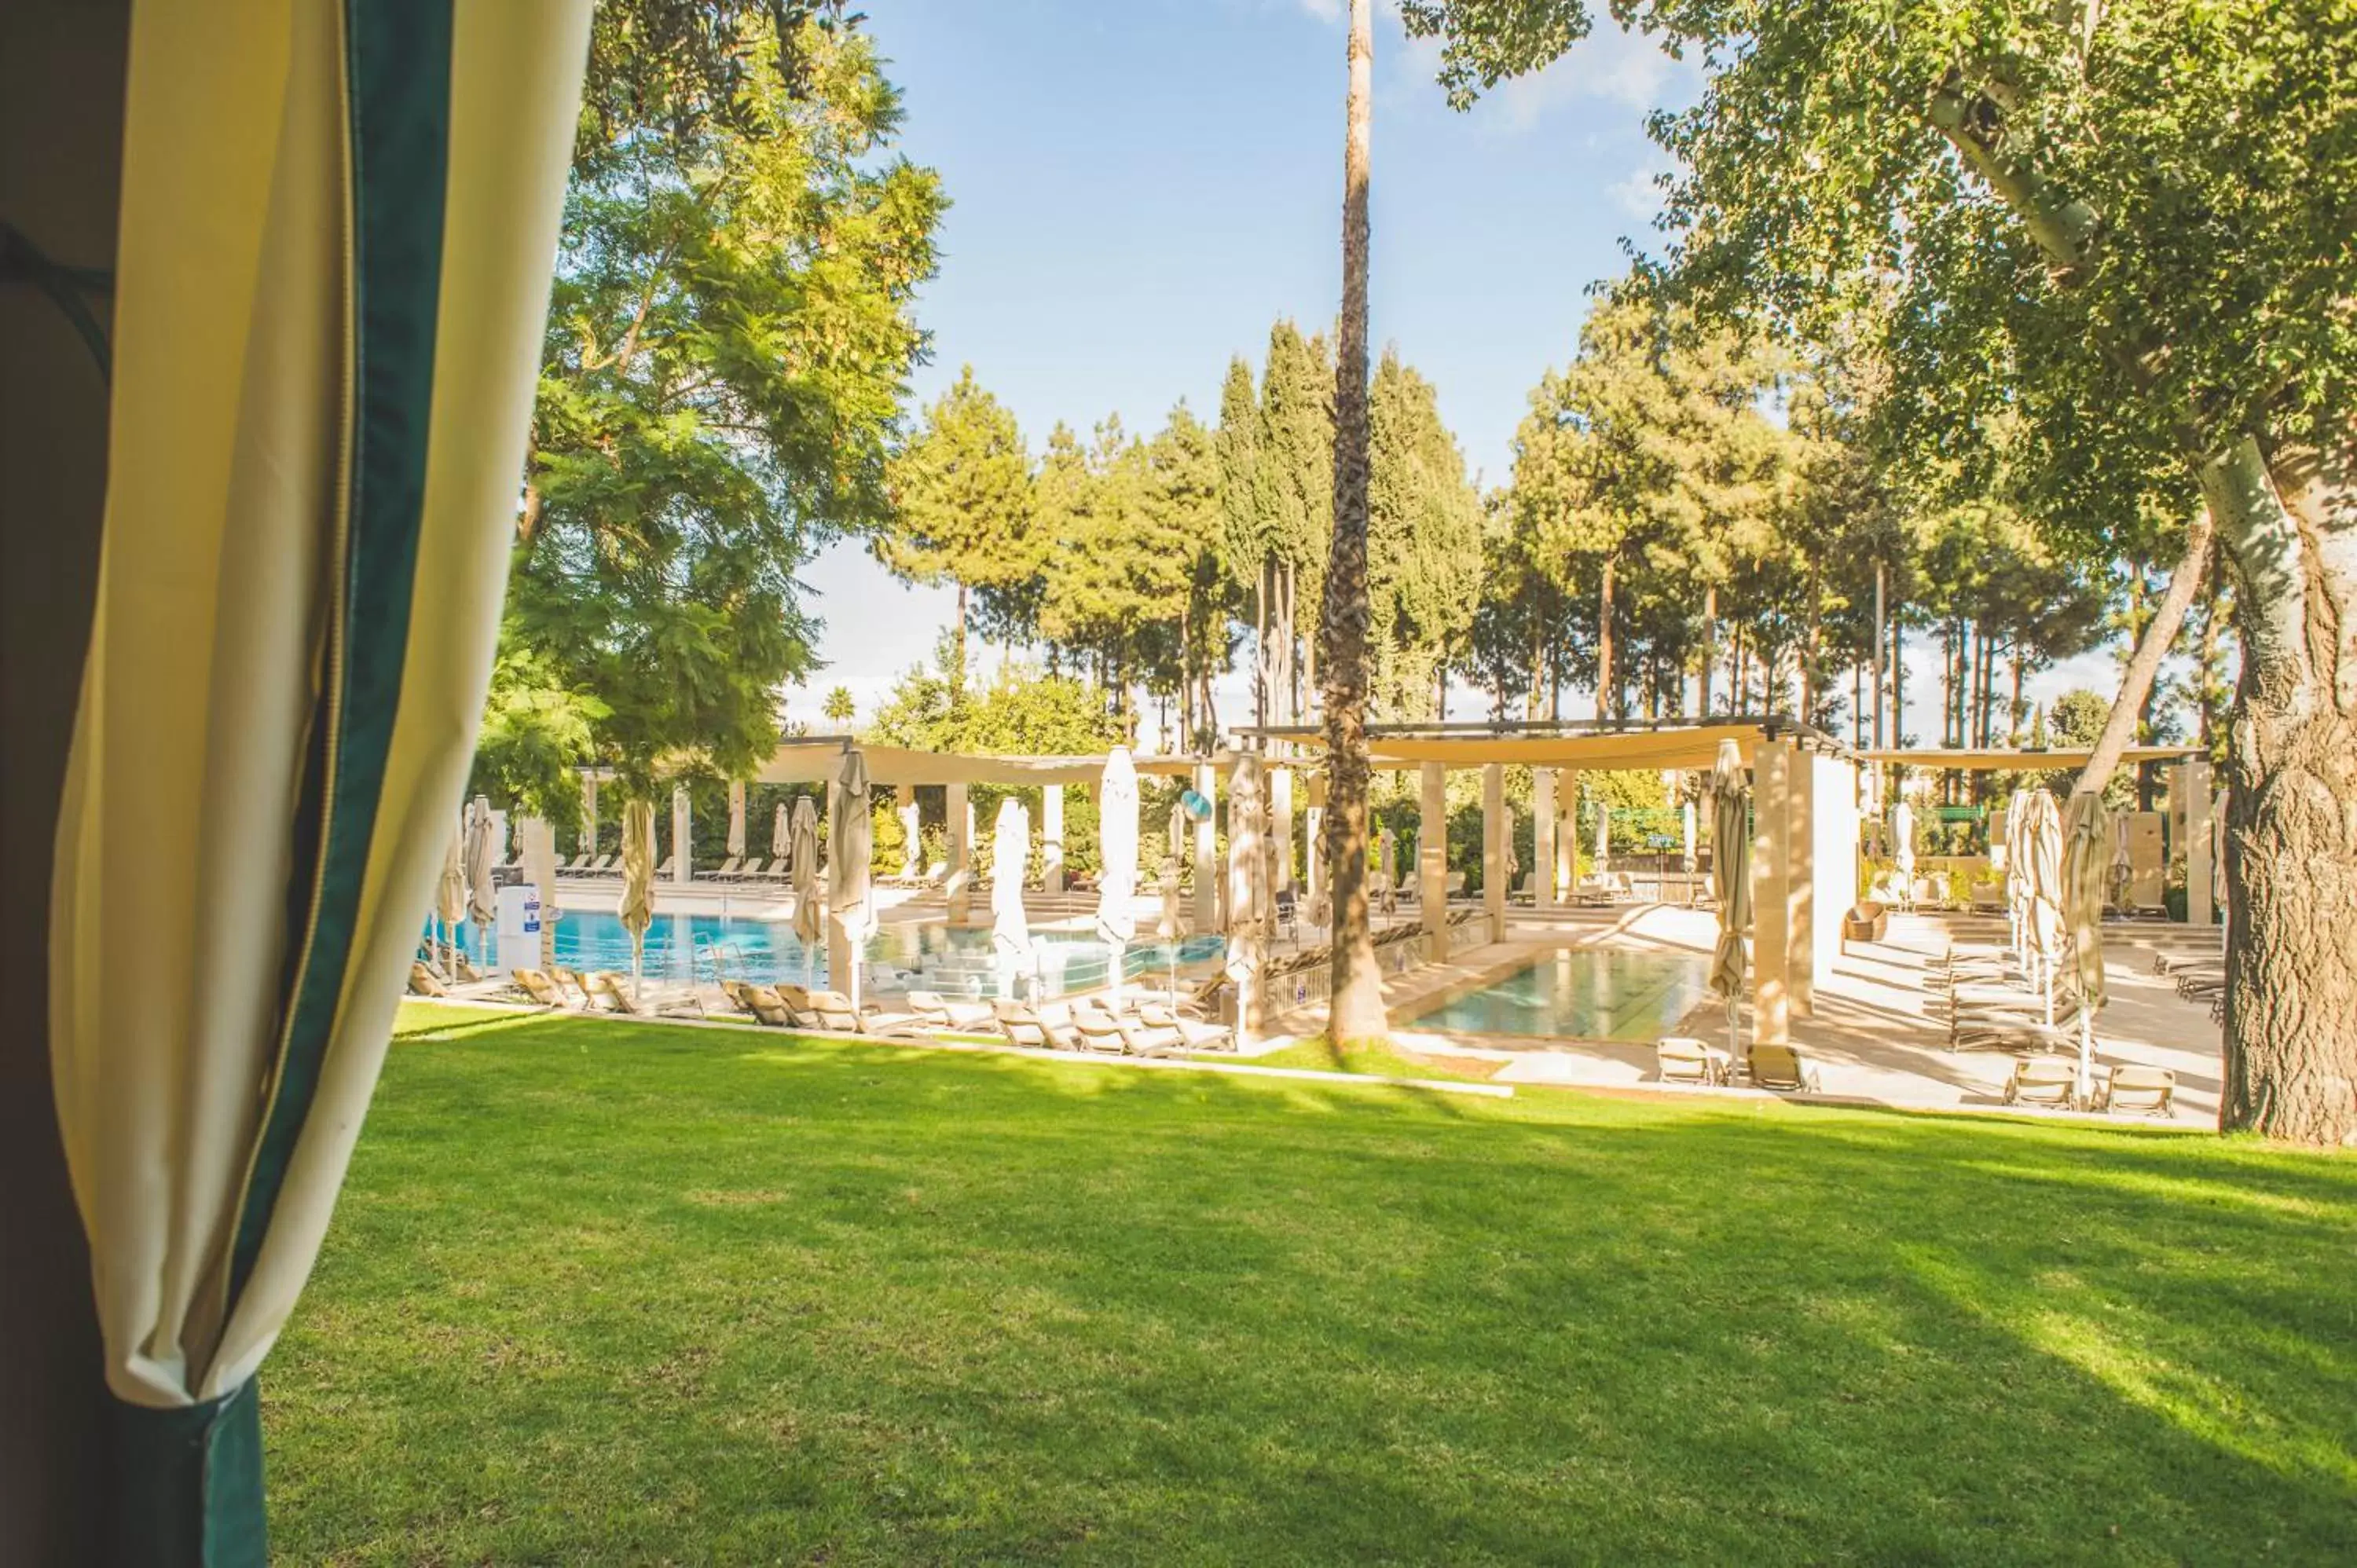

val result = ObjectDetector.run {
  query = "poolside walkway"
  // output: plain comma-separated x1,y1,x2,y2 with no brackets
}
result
1263,903,2225,1126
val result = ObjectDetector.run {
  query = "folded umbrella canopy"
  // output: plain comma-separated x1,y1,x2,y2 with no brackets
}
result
2062,790,2116,1105
1890,797,1916,907
727,781,746,861
772,800,790,862
619,799,657,998
1707,741,1754,1060
828,750,877,1009
464,794,496,959
790,795,822,982
991,797,1035,1001
2004,788,2034,965
42,3,591,1555
1097,746,1139,1007
434,816,467,976
2021,789,2065,1028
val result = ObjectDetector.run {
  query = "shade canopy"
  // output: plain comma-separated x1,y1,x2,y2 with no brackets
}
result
464,796,496,926
759,740,1198,787
2062,791,2114,1017
827,750,877,1001
41,2,591,1554
435,818,467,930
726,782,746,859
990,797,1034,982
772,801,790,860
619,800,656,952
1863,746,2198,770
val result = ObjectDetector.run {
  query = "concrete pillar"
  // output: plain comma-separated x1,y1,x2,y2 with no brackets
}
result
1533,768,1557,910
946,782,972,925
1041,784,1065,895
1225,753,1266,1039
1556,769,1579,897
1482,764,1507,944
671,785,693,886
1305,803,1326,908
2187,756,2213,928
1420,760,1448,963
728,779,746,859
1752,741,1792,1048
581,771,598,857
1270,765,1295,896
1788,748,1815,1018
896,784,920,879
1193,760,1219,932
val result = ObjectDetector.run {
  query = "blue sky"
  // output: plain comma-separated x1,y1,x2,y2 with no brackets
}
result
798,0,1694,723
796,0,2124,734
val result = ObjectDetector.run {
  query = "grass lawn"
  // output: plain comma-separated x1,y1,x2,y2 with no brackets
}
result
266,1004,2357,1565
1237,1035,1504,1081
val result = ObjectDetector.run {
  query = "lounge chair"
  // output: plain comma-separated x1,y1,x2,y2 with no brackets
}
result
706,855,743,881
559,853,591,874
2101,1064,2176,1117
805,989,922,1038
409,961,449,998
1442,870,1466,900
587,970,704,1019
769,984,826,1028
653,854,676,880
719,979,797,1028
1068,1005,1132,1055
1747,1042,1821,1093
511,969,567,1008
993,1000,1080,1050
1656,1036,1728,1086
1136,1000,1233,1051
907,990,995,1031
552,967,600,1008
2002,1055,2077,1108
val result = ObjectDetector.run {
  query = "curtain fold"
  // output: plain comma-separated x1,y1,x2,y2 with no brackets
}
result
48,2,591,1562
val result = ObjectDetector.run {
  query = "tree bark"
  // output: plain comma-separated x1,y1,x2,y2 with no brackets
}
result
2070,511,2211,799
1321,0,1386,1042
1596,553,1616,720
1699,581,1717,715
2205,439,2357,1145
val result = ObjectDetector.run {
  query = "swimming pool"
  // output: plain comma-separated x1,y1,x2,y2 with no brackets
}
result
434,908,1224,999
1402,947,1708,1042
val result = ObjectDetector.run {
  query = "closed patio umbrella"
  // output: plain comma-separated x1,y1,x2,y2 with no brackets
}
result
900,793,922,878
1890,797,1916,910
790,795,822,983
1097,746,1139,1008
619,799,657,998
2061,790,2115,1106
991,797,1035,1001
772,800,790,862
38,5,591,1551
1376,825,1397,911
829,749,878,1009
1158,856,1185,999
464,795,496,962
2003,789,2034,966
727,781,746,861
2021,789,2065,1027
1707,741,1753,1061
434,816,467,977
671,784,692,885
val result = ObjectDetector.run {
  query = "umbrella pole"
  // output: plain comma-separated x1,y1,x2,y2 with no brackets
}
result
632,936,643,1001
2077,1008,2094,1111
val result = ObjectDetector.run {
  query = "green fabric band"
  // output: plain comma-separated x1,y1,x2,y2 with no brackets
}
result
105,1379,266,1568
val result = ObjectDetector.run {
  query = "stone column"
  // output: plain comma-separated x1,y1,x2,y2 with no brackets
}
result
1788,747,1815,1018
946,781,972,925
1193,760,1220,932
1482,764,1507,944
1533,768,1557,910
1270,765,1295,897
671,785,693,886
728,779,746,861
1420,760,1449,963
1041,783,1065,896
1304,771,1326,913
1751,741,1792,1048
581,771,598,859
896,784,920,879
2187,756,2214,929
1226,752,1265,1039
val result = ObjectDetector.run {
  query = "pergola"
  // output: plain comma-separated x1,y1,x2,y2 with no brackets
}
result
1863,746,2217,926
739,720,1860,1046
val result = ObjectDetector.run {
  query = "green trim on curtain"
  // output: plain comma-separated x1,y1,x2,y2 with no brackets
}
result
229,0,455,1304
106,1380,265,1568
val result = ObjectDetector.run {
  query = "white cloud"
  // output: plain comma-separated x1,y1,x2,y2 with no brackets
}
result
1607,159,1673,221
1490,21,1688,128
1296,0,1342,19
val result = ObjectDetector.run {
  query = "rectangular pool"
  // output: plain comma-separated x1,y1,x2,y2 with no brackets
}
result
1402,947,1708,1042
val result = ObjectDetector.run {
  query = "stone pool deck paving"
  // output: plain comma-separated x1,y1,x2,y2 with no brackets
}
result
1261,903,2224,1126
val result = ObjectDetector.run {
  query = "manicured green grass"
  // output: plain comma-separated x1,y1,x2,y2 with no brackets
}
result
1237,1034,1502,1082
266,1004,2357,1565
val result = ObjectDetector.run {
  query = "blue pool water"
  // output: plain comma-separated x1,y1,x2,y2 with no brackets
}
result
435,908,1224,999
1403,947,1708,1042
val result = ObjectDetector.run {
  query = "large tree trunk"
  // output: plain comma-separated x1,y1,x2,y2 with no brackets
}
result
1596,553,1616,720
1698,581,1717,715
2207,438,2357,1145
1321,0,1386,1042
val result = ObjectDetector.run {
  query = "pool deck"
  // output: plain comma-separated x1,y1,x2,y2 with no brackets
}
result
1258,903,2225,1127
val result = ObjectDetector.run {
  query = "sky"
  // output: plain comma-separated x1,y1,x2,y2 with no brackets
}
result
796,0,2124,735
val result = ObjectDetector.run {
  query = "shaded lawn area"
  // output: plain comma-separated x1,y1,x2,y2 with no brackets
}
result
1239,1034,1504,1081
266,1004,2357,1565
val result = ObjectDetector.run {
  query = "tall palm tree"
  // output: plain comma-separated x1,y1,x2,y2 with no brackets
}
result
1320,0,1387,1042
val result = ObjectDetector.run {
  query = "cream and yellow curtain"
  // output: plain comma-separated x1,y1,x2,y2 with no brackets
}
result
46,2,589,1559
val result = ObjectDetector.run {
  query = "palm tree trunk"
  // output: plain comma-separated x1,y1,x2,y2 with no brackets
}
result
1321,0,1385,1042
